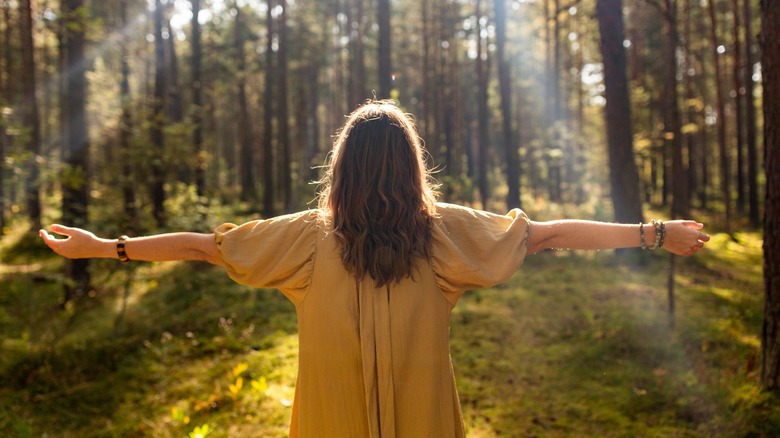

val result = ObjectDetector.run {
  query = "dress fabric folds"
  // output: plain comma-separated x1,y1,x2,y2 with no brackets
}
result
215,203,531,437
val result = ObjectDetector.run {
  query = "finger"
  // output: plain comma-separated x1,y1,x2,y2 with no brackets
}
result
681,221,704,229
699,232,711,242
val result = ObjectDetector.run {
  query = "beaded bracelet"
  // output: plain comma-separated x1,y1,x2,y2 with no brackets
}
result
117,235,130,263
639,222,650,250
653,219,666,248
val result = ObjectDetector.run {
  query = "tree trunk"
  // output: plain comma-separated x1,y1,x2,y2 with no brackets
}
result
0,0,12,237
745,0,760,227
732,0,746,215
595,0,643,224
348,0,366,109
119,0,136,231
761,0,780,392
708,0,731,233
278,0,292,212
20,0,41,230
235,5,255,203
377,0,392,98
150,0,167,227
191,0,206,209
663,0,688,219
475,0,490,210
263,0,275,217
61,0,90,302
494,0,520,209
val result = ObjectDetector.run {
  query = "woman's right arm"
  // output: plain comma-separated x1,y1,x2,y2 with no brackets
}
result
39,224,223,265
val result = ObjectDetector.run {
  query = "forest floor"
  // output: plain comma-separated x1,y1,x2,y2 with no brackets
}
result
0,220,777,437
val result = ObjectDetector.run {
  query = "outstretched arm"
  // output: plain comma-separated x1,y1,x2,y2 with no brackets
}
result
526,220,709,256
39,224,223,265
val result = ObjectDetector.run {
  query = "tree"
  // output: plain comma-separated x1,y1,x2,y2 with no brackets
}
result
475,0,491,210
61,0,90,301
377,0,392,98
234,5,256,202
150,0,167,227
191,0,206,209
20,0,42,230
119,0,136,230
708,0,731,233
494,0,520,209
595,0,643,224
761,0,780,392
278,0,292,212
263,0,275,216
745,0,760,227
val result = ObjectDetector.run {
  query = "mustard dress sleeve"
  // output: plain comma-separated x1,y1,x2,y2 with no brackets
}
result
214,210,319,303
431,202,531,298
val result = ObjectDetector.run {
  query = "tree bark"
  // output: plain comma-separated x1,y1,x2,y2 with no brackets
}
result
191,0,206,209
278,0,292,212
745,0,760,227
20,0,42,230
377,0,392,98
494,0,520,209
234,5,255,203
663,0,688,219
119,0,136,231
263,0,275,217
761,0,780,392
708,0,731,233
475,0,490,210
150,0,167,227
61,0,90,301
595,0,643,224
732,0,746,215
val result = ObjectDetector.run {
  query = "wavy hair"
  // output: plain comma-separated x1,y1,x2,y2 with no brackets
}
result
318,100,438,287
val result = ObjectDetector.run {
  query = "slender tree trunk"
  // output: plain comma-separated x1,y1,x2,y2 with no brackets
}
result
708,0,731,233
761,0,780,392
20,0,42,230
348,0,366,108
150,0,167,227
263,0,275,216
235,6,255,202
119,0,136,231
732,0,746,215
192,0,206,209
278,0,292,212
745,0,760,227
494,0,520,209
0,0,13,236
663,0,688,219
596,0,643,224
61,0,90,301
475,0,490,210
377,0,392,98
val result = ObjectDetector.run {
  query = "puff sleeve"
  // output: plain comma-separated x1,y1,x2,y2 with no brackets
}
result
214,210,319,301
431,203,531,298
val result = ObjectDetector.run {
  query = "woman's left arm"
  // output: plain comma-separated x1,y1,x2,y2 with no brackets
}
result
526,219,710,256
39,224,223,265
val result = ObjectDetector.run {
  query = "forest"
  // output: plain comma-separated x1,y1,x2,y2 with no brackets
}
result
1,0,779,436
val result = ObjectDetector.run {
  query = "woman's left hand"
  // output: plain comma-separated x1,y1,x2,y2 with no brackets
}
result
662,220,710,256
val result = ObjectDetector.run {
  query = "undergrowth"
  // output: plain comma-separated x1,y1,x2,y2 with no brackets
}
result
0,221,774,437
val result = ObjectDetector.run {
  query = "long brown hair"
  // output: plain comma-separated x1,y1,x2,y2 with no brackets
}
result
318,100,438,287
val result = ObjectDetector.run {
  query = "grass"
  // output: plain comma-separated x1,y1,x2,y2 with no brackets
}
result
0,223,775,437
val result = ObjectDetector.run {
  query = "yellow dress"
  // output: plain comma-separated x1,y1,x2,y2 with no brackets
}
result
215,203,531,438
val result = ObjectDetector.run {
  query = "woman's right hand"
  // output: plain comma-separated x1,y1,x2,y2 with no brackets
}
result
39,224,113,259
661,220,710,256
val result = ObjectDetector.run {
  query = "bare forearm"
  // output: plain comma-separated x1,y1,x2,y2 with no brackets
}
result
528,219,709,256
40,225,222,265
530,220,651,252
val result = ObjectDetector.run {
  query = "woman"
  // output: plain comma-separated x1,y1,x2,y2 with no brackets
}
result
40,101,709,438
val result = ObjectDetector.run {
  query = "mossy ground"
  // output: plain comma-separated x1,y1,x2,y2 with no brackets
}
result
0,223,774,437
